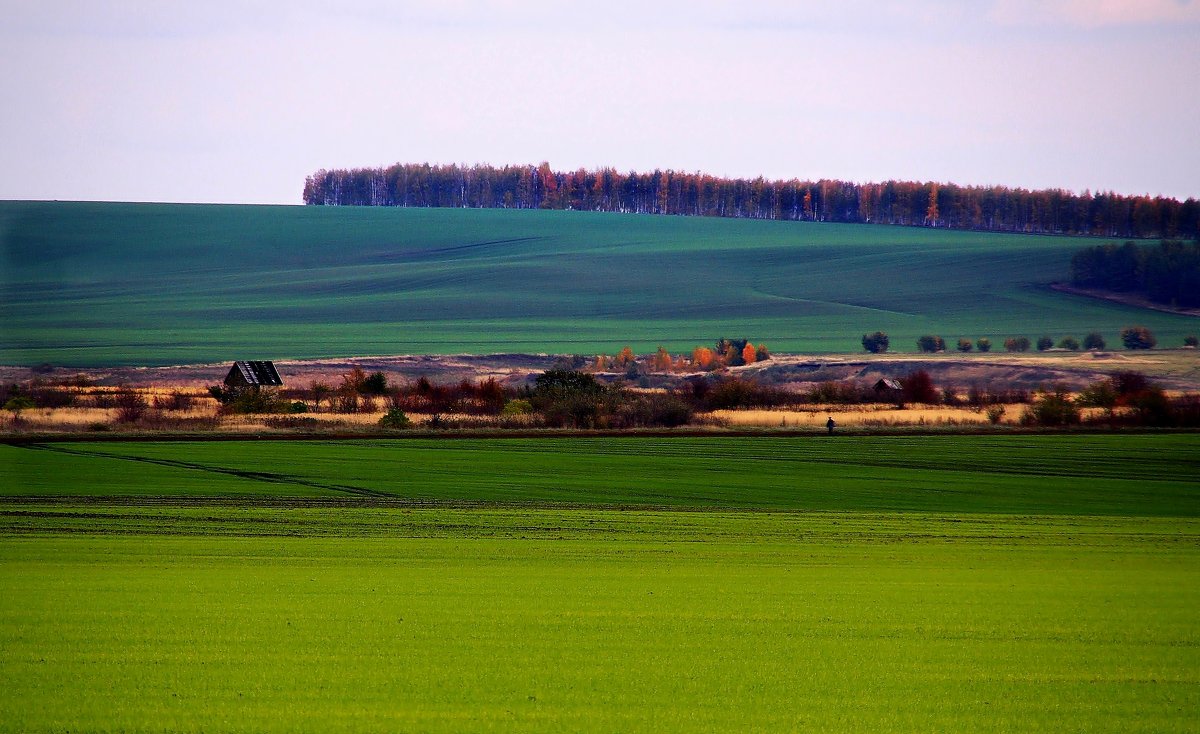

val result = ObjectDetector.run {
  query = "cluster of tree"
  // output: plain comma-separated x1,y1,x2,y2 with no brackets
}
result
527,370,692,429
953,338,992,353
865,328,1170,354
303,162,1200,240
1024,372,1200,427
810,375,1032,408
685,370,1011,409
1070,241,1200,307
292,368,509,416
590,340,770,374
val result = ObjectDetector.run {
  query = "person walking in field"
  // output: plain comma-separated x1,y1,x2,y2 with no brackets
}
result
826,416,836,434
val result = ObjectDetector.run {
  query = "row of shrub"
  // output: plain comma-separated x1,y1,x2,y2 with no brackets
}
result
1024,373,1200,427
864,328,1197,354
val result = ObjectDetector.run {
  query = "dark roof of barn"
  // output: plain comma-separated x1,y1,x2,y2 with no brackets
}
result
227,360,283,387
874,378,902,391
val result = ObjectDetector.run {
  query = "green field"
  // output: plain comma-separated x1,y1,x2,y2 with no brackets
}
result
2,435,1198,732
5,435,1199,515
3,201,1196,366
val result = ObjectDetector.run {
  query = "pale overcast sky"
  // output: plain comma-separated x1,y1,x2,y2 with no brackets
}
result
2,0,1198,204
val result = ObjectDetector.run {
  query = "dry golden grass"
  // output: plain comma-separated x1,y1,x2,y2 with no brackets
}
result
705,406,1005,428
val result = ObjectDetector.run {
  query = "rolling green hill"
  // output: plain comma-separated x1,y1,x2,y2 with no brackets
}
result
1,201,1195,366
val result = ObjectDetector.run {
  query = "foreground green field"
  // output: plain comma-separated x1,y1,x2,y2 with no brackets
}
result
2,435,1198,732
3,202,1196,365
2,520,1197,733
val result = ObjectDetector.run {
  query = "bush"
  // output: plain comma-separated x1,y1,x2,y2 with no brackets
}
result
4,396,35,423
1076,379,1117,411
976,338,991,353
532,370,607,428
701,377,793,410
379,408,412,429
861,331,889,354
361,371,389,395
1058,336,1080,351
1036,336,1054,351
1125,386,1173,426
916,335,945,353
1083,332,1106,350
1023,386,1079,426
501,399,532,416
611,392,694,428
808,381,866,404
1112,371,1150,397
1120,326,1156,350
262,416,320,429
1186,335,1199,348
985,405,1005,424
114,391,149,423
899,370,939,404
333,387,361,413
219,388,289,414
1004,337,1030,352
153,391,194,411
956,339,973,353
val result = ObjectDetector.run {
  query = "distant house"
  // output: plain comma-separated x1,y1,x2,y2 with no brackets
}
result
873,378,902,395
224,361,283,390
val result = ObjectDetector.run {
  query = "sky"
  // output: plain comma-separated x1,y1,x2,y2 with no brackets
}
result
2,0,1198,204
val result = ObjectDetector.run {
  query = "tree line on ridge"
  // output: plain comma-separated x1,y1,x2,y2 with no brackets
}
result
303,162,1200,240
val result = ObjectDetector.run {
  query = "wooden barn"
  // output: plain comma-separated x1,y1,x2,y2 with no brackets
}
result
223,361,283,390
873,378,902,396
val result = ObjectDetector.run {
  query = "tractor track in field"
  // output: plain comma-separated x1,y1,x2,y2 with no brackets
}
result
14,443,396,499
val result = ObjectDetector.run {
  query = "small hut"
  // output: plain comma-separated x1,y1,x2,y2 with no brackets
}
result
873,378,902,397
223,361,283,390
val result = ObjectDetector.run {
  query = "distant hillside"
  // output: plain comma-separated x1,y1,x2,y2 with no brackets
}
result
304,162,1200,241
2,201,1197,367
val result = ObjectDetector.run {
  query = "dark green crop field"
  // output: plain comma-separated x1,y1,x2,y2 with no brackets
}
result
4,434,1199,516
2,435,1198,732
3,201,1195,366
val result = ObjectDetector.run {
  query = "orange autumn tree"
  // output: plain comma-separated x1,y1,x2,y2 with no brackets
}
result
692,347,716,370
742,342,757,365
614,346,635,369
652,347,673,372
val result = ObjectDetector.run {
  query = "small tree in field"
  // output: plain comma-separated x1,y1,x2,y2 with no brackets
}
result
976,338,992,353
1120,326,1156,350
1023,386,1080,426
1036,336,1054,351
379,408,412,429
308,381,332,412
916,335,945,353
741,343,757,365
361,371,389,395
1185,335,1199,348
956,338,973,352
1083,332,1106,350
861,331,889,354
114,391,149,423
1058,336,1080,351
4,396,34,425
1004,337,1030,352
